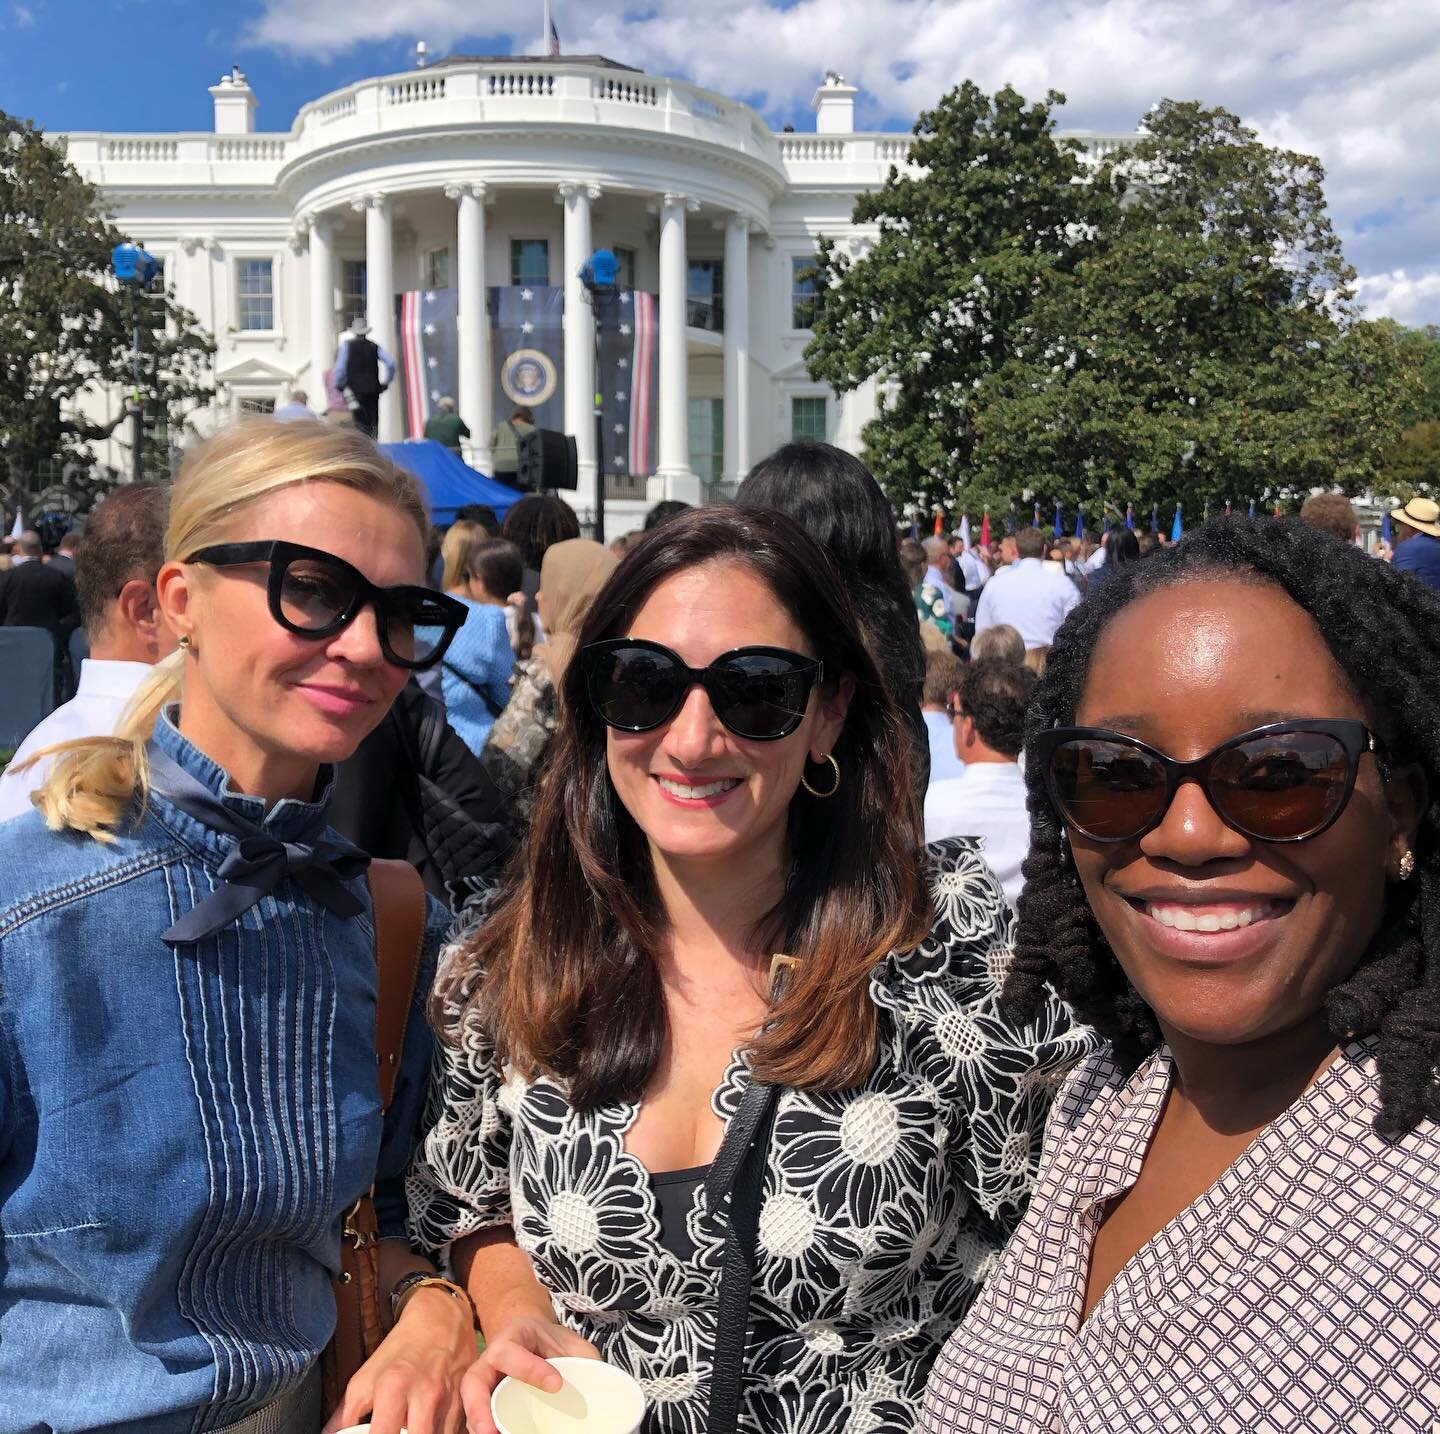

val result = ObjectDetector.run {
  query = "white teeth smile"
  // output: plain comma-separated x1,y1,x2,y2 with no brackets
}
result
656,776,741,800
1144,902,1277,932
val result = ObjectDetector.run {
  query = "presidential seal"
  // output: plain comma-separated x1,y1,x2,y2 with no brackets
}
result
500,348,559,408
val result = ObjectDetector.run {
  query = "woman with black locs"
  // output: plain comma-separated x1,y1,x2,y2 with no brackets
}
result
923,517,1440,1432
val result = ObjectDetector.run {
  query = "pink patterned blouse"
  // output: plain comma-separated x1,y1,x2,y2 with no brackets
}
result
921,1037,1440,1433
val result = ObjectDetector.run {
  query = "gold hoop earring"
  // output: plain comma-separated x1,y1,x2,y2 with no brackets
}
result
800,753,840,799
1399,849,1416,881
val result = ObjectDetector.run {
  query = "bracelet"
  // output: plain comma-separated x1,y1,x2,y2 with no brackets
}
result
389,1271,474,1326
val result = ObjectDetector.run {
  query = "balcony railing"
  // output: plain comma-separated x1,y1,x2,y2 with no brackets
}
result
61,61,1138,193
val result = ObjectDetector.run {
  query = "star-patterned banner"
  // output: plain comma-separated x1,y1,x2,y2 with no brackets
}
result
396,286,458,439
489,283,566,437
597,287,658,479
394,283,658,479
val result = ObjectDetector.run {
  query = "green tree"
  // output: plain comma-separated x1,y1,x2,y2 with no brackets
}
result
803,82,1098,515
0,110,214,497
1373,323,1440,498
810,89,1419,522
972,101,1418,518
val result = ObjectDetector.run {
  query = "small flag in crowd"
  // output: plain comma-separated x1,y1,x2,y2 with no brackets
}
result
1249,499,1257,519
980,510,991,548
933,510,945,537
1125,502,1134,530
1075,503,1085,540
1053,501,1063,538
1382,509,1393,544
1034,501,1042,529
958,513,971,549
1172,504,1184,542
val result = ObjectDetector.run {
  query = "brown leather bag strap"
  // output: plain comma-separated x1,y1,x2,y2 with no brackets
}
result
365,859,427,1110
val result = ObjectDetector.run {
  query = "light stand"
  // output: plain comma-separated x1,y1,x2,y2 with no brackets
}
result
111,242,160,484
579,249,619,545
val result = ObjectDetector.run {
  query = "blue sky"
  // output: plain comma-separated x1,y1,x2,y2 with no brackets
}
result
3,0,1438,325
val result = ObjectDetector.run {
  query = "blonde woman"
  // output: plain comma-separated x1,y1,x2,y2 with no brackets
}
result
0,421,476,1433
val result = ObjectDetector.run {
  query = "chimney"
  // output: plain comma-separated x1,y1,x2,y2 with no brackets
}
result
812,70,857,135
210,66,257,135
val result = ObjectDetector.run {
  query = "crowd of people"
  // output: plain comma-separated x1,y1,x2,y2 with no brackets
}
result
1,421,1438,1434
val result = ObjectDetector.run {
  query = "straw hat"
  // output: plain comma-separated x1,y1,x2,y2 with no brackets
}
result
1391,496,1440,540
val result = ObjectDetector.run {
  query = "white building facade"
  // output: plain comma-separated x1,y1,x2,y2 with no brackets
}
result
63,55,1130,526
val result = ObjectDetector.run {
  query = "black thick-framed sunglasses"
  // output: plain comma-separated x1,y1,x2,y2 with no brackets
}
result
1034,718,1384,845
580,638,824,741
184,540,467,671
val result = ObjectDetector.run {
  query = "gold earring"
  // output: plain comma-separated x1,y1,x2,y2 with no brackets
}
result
800,753,840,799
1399,849,1416,881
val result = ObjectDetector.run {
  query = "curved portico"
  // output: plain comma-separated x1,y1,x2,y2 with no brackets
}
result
279,57,785,507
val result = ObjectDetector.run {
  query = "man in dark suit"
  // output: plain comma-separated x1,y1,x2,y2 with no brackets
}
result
46,529,80,579
333,319,395,439
0,530,82,697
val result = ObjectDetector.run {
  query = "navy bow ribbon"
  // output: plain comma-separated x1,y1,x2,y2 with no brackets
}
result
148,745,371,944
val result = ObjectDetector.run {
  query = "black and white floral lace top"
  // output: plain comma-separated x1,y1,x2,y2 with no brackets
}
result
406,839,1096,1433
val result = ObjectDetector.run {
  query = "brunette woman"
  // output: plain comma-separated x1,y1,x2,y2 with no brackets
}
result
923,518,1440,1431
408,507,1092,1433
0,421,476,1432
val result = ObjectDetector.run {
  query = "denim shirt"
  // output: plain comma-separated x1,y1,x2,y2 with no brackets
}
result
0,713,446,1433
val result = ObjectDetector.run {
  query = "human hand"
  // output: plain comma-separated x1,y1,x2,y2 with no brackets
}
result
321,1287,476,1434
460,1316,601,1434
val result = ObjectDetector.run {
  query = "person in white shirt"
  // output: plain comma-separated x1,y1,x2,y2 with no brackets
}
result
272,389,315,422
0,484,174,821
973,526,1082,649
921,536,965,623
923,659,1037,906
921,646,966,784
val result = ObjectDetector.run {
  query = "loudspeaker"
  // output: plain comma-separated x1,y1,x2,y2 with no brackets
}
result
517,428,579,491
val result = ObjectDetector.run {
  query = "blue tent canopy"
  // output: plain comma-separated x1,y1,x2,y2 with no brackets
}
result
379,440,524,527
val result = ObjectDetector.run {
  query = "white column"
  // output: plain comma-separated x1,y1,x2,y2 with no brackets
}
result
306,212,335,401
722,214,751,484
560,181,599,513
354,192,399,441
449,182,492,469
656,193,699,501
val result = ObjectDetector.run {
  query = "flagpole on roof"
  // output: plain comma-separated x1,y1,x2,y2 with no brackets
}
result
541,0,551,57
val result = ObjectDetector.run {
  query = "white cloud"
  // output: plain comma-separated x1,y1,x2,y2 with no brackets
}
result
1355,270,1440,329
244,0,1440,323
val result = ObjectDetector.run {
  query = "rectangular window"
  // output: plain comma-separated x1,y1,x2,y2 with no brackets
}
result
425,247,451,290
235,258,274,331
687,259,724,332
791,395,827,442
511,238,550,287
688,397,724,483
791,255,820,330
341,259,367,327
613,245,637,288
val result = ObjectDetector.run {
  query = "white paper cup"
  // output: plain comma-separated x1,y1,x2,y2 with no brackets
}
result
491,1356,646,1434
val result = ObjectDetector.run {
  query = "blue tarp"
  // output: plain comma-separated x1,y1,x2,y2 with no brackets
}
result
379,440,524,527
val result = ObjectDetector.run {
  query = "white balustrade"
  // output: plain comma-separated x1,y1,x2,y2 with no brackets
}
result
386,76,446,105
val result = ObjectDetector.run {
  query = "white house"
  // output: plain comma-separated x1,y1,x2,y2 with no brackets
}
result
62,54,1132,528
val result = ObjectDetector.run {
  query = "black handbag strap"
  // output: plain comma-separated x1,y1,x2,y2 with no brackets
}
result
702,1076,782,1434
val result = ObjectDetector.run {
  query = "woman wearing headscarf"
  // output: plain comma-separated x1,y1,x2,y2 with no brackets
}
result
481,537,617,834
